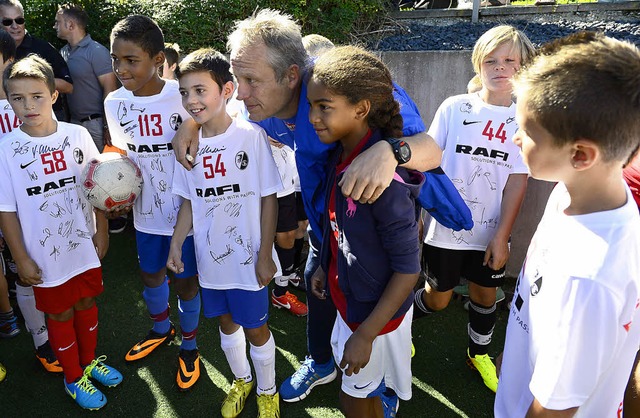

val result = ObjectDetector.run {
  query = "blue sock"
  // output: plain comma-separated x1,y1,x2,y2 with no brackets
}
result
142,277,171,335
178,292,201,351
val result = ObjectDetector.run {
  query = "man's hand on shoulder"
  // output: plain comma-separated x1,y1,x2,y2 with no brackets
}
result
339,140,396,204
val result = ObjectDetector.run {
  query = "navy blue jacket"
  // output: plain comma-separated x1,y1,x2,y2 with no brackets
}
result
320,132,424,325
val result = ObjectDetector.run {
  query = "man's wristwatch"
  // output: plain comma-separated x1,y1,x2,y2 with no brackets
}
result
385,137,411,165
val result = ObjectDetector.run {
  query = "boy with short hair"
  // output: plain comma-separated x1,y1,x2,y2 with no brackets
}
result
167,48,282,417
104,15,201,391
495,32,640,417
0,28,62,373
0,54,122,410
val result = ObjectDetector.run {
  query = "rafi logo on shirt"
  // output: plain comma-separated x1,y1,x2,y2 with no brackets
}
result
26,176,76,196
455,144,509,161
235,151,249,170
126,143,173,153
73,148,84,164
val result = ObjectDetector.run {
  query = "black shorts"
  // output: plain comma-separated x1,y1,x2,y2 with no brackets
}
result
422,244,506,292
295,192,308,222
276,193,298,233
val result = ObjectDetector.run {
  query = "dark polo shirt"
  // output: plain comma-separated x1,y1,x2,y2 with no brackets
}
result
16,32,73,118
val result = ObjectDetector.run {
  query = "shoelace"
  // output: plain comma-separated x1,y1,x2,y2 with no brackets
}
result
290,357,315,386
85,355,110,377
285,293,306,309
257,394,277,414
227,379,248,403
76,375,98,394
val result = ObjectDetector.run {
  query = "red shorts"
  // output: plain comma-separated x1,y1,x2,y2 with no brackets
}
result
33,268,103,315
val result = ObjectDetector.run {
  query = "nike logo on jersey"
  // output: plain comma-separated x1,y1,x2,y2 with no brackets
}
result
20,159,36,169
59,342,76,352
120,120,134,127
463,120,482,125
89,322,98,332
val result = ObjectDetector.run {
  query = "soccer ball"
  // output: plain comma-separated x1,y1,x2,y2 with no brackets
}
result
81,153,143,211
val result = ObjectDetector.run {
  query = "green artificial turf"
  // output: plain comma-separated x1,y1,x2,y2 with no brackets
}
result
0,227,512,417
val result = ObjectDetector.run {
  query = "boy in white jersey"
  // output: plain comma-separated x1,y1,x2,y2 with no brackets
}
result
495,32,640,418
104,15,201,391
167,48,282,418
413,25,534,392
0,55,122,410
0,28,63,374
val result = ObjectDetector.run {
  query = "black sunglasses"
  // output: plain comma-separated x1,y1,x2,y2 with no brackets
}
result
2,17,25,26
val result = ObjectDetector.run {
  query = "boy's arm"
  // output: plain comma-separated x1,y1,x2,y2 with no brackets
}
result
484,173,527,271
167,200,193,274
339,132,442,204
256,193,278,287
340,271,419,376
526,399,577,418
0,212,42,285
92,209,109,259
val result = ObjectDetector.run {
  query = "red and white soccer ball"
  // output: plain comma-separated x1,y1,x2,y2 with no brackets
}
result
81,153,143,211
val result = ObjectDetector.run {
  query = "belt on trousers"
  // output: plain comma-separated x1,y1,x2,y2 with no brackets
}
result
80,113,103,122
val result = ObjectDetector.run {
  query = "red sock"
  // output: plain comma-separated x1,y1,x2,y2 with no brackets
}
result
47,317,83,383
74,304,98,367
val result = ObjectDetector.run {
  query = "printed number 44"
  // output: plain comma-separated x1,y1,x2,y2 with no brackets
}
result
203,154,227,179
482,121,507,143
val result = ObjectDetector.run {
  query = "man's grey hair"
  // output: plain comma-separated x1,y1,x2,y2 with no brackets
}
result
227,9,309,81
0,0,23,14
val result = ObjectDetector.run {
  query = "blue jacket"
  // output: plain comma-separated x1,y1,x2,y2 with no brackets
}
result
257,80,425,243
320,132,424,325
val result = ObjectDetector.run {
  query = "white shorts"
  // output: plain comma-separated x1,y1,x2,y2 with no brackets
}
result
331,306,413,400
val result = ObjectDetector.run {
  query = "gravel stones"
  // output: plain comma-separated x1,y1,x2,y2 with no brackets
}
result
372,18,640,50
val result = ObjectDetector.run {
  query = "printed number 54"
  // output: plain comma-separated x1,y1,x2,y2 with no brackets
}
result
203,154,227,179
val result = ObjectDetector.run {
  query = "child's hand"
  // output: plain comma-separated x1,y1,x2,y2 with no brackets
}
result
256,254,276,287
17,257,43,286
484,235,510,271
104,204,133,219
340,329,374,376
92,230,109,260
311,268,327,300
166,247,184,274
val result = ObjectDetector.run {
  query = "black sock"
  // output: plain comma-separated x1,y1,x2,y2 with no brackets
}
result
468,299,496,357
275,243,296,276
293,238,304,268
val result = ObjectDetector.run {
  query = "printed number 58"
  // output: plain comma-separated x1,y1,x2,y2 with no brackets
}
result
41,150,67,174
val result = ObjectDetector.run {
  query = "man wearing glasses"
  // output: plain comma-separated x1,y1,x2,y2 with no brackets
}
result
0,0,73,121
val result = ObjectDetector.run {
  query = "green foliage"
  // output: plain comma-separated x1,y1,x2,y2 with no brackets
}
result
23,0,389,53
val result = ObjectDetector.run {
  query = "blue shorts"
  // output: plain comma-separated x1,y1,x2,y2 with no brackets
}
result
201,287,269,329
135,230,197,278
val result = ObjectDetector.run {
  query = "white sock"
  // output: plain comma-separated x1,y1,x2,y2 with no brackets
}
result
250,332,276,395
220,327,252,382
16,284,48,348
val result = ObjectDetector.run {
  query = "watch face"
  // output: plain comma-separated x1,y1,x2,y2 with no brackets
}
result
400,147,410,160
